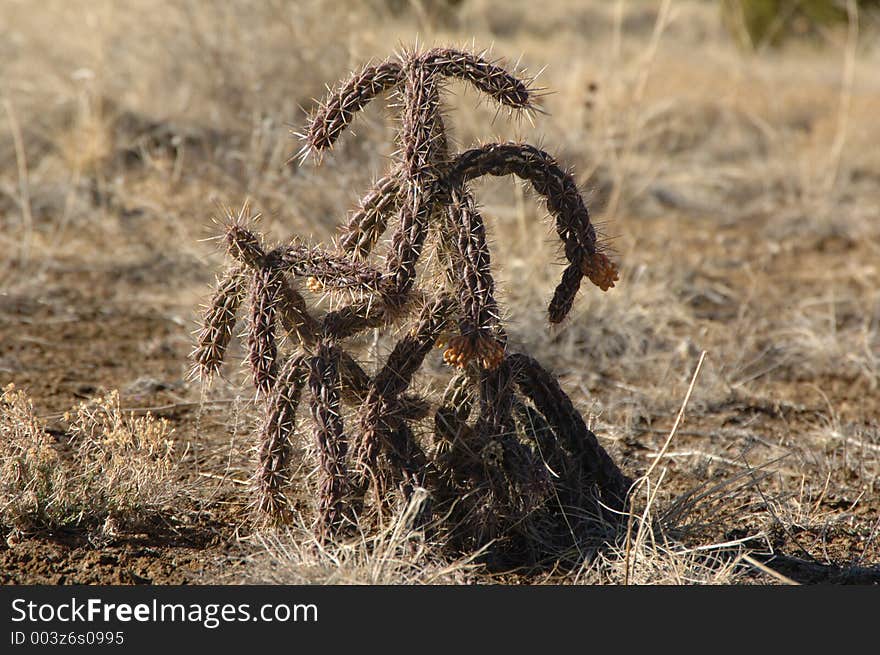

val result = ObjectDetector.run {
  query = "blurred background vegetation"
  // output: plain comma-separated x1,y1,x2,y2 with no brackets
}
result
721,0,879,48
381,0,880,49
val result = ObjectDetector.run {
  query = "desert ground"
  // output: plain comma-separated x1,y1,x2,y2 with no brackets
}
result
1,0,878,584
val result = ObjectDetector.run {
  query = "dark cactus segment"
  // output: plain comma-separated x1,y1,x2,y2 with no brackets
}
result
339,171,402,259
400,61,444,182
449,143,599,263
248,266,282,397
448,141,618,322
381,186,432,305
377,296,454,396
275,275,320,346
307,342,353,534
475,357,516,444
509,353,632,511
434,371,475,442
321,299,389,342
301,59,403,157
192,266,247,379
442,186,504,371
547,263,585,327
354,295,453,485
226,223,266,270
380,63,443,304
419,48,534,110
280,242,385,296
257,354,307,519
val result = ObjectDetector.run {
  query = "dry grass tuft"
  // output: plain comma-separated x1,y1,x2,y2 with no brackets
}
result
65,390,178,521
241,490,485,585
1,385,182,535
0,384,69,530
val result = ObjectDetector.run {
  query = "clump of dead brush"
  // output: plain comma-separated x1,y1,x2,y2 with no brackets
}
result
0,384,69,530
193,46,630,568
0,384,180,536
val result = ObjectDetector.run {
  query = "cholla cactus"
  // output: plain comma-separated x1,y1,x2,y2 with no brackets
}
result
193,46,630,564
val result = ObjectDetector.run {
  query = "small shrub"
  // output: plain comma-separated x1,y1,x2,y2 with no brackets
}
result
0,385,179,534
0,384,69,529
66,390,177,520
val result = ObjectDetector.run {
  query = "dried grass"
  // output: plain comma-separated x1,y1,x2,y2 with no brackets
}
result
1,385,181,534
0,385,69,529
